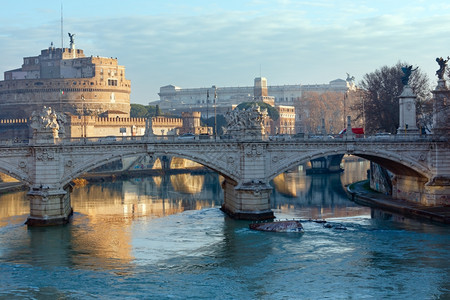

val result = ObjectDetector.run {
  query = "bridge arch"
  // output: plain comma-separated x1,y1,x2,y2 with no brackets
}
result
60,148,239,187
0,160,31,185
267,148,430,182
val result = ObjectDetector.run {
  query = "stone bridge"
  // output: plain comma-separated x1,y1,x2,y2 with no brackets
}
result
1,83,449,226
0,131,448,225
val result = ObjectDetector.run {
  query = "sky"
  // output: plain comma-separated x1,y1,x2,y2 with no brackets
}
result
0,0,449,104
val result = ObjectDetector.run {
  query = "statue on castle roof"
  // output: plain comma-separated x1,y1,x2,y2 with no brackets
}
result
401,65,418,86
68,32,75,48
436,56,449,80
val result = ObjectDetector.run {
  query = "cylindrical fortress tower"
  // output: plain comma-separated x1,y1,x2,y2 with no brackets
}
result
0,46,131,118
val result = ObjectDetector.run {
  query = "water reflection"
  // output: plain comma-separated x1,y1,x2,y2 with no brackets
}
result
0,159,371,269
271,157,371,219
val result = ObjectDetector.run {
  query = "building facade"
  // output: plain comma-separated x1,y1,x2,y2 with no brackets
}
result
156,78,355,113
0,43,131,118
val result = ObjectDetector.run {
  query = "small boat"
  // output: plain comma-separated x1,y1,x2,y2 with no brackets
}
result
249,220,304,233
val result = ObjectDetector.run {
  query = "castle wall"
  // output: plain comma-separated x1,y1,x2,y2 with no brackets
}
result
0,78,130,118
0,119,29,140
0,113,212,139
151,116,183,135
68,116,146,138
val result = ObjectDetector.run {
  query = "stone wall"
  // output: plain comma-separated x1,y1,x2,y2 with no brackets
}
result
370,162,393,195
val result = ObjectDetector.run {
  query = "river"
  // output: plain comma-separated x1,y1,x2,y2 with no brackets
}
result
0,158,449,299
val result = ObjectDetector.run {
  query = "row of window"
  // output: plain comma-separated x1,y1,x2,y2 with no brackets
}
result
24,58,39,65
0,87,123,94
100,69,123,76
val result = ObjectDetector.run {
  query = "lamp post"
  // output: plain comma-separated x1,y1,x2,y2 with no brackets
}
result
343,91,347,130
206,89,209,121
214,87,217,140
361,90,365,133
81,94,86,138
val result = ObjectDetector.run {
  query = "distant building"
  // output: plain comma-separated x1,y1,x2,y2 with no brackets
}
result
274,105,296,135
156,78,355,115
0,42,131,118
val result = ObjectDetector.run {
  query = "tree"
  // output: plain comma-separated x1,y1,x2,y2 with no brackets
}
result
203,115,227,135
130,104,149,118
130,104,163,118
295,91,346,134
353,62,431,134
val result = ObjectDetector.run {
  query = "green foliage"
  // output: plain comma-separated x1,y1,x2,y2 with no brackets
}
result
235,102,279,120
130,104,149,118
203,115,227,135
130,104,162,118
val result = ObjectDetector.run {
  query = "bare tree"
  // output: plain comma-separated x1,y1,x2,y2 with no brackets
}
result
352,62,431,134
295,91,346,134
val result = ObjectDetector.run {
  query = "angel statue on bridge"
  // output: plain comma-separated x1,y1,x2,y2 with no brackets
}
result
436,56,449,79
401,65,418,86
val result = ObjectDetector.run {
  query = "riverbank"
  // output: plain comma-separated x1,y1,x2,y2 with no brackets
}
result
347,180,450,224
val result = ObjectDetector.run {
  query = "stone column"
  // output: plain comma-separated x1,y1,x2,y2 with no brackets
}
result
344,116,355,139
221,178,274,220
431,79,450,136
26,185,73,226
145,117,155,139
397,85,419,134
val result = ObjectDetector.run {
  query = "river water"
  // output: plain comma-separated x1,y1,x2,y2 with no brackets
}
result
0,159,449,299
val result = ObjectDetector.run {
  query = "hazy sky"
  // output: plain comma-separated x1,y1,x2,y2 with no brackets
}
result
1,0,449,104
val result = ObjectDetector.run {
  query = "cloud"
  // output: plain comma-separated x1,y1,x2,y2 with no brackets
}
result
1,1,449,104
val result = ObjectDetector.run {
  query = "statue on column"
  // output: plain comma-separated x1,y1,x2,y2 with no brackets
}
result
145,117,154,137
30,106,60,139
435,56,449,79
401,65,418,86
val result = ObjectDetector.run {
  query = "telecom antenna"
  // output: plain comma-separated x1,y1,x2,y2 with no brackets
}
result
61,3,64,48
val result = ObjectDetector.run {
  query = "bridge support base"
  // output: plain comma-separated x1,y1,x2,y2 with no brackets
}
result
393,175,449,206
221,179,274,221
26,185,73,226
424,176,450,206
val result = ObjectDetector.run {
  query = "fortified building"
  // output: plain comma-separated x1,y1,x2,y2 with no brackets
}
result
0,39,131,118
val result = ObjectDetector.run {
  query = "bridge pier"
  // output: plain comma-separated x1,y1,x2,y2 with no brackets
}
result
26,185,73,226
392,174,449,206
221,179,274,220
424,177,450,206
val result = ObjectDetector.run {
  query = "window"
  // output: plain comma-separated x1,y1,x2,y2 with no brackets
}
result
108,79,118,86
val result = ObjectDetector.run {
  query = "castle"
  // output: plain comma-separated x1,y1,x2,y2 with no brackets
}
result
0,40,131,119
0,38,213,139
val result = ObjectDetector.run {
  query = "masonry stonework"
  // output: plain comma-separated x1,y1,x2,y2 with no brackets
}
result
0,46,131,118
